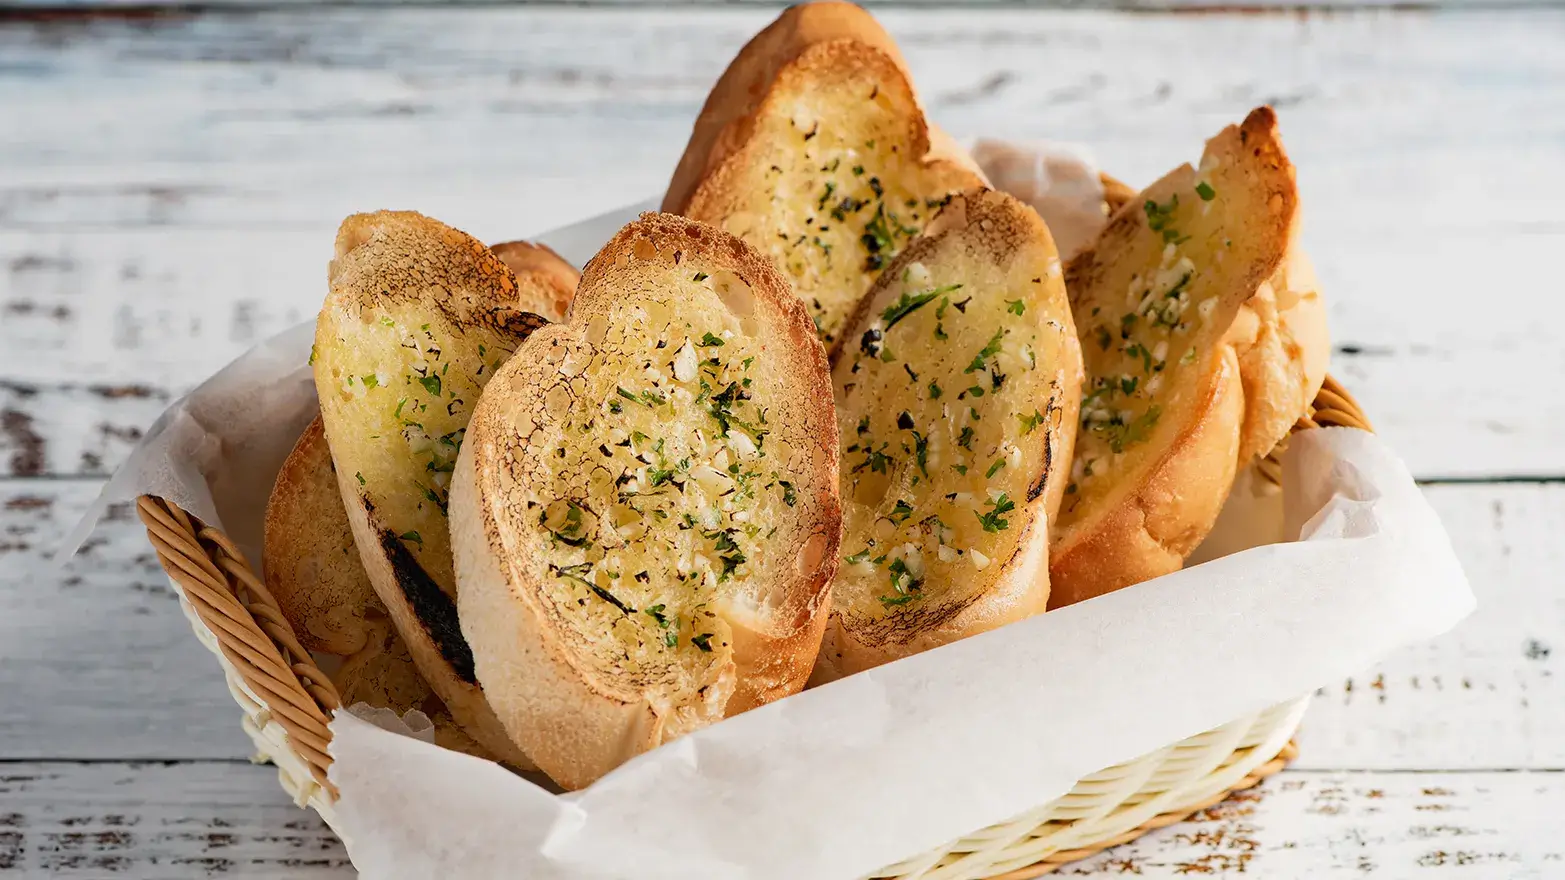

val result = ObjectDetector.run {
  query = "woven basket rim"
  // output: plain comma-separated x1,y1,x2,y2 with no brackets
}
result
136,374,1370,875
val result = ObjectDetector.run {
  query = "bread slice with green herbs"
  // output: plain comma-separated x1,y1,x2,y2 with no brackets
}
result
819,190,1081,676
312,211,577,767
664,1,987,352
451,213,841,790
1049,107,1299,608
1098,172,1329,466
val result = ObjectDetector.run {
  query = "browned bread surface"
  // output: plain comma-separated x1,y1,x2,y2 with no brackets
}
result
453,213,840,790
821,190,1081,676
665,1,987,351
313,212,572,766
1050,108,1298,608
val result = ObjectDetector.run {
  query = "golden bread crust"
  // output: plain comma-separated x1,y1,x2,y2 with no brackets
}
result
1050,108,1298,607
665,3,987,349
454,213,840,789
820,190,1080,675
314,211,564,768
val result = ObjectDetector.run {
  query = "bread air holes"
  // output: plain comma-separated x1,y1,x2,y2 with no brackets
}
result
707,270,756,334
795,532,828,581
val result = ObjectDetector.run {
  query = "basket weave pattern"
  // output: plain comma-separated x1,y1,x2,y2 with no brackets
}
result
138,378,1370,878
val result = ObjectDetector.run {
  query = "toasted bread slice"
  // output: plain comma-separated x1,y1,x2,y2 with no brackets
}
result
488,240,579,321
1099,172,1328,464
1225,241,1330,462
313,212,575,766
264,416,385,657
664,1,987,352
332,617,493,758
263,416,525,766
819,190,1080,676
452,214,841,790
1050,108,1298,608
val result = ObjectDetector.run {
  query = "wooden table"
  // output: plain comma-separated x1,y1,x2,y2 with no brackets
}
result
3,3,1562,876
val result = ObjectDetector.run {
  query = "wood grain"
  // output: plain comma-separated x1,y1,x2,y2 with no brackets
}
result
2,9,1563,478
1063,770,1565,877
2,485,254,761
0,762,347,878
1,763,1560,877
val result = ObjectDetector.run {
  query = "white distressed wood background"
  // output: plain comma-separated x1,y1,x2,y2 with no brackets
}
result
2,4,1562,877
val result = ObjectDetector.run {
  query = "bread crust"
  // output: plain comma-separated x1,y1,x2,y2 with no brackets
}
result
263,415,518,766
665,3,987,350
454,214,839,789
663,1,982,216
315,212,570,768
1048,350,1243,607
264,416,385,656
819,190,1079,675
1049,108,1297,608
487,239,579,321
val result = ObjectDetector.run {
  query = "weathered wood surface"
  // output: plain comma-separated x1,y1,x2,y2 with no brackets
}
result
3,5,1561,877
0,762,349,878
1,763,1560,877
3,9,1564,478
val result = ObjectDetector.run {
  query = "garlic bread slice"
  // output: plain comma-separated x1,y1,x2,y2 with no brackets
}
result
453,214,840,790
821,190,1081,676
1051,108,1298,608
313,212,575,766
665,1,987,352
1099,172,1329,465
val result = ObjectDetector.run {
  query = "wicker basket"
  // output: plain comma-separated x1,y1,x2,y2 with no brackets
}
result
137,373,1369,879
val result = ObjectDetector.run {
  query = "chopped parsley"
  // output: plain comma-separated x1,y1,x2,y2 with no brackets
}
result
700,332,725,347
617,386,667,408
691,633,715,652
418,374,442,396
912,431,929,478
1103,405,1163,454
709,529,747,582
1006,299,1025,316
1143,194,1185,243
1018,410,1046,434
976,493,1016,533
879,283,963,331
889,499,915,524
1195,181,1217,201
965,328,1005,373
399,530,422,545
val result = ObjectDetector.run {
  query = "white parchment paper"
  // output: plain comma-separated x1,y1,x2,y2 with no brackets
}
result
65,144,1474,880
